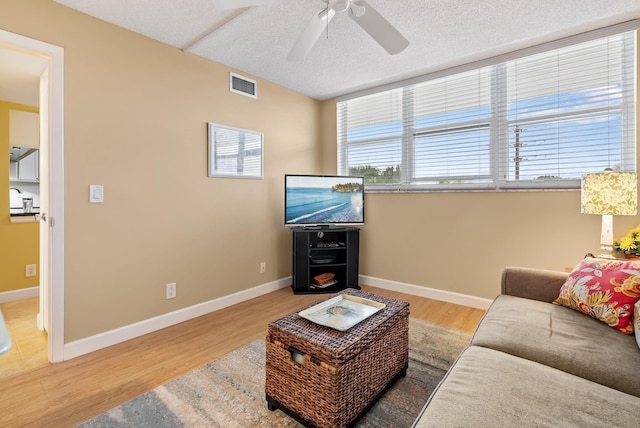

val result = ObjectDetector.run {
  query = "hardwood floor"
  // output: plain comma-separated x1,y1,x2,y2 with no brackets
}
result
0,285,485,428
0,297,48,379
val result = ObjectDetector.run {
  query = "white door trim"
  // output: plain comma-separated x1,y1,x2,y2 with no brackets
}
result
0,29,65,362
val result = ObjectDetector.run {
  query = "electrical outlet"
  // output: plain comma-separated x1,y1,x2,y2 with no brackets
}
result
260,262,266,274
25,264,37,277
166,282,177,299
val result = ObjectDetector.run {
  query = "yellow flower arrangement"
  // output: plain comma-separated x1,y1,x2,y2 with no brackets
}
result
614,226,640,257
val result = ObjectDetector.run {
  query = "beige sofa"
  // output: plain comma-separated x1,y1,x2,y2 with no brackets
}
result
413,267,640,427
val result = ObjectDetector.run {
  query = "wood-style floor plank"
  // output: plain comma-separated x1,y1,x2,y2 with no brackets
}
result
0,285,485,428
0,298,48,379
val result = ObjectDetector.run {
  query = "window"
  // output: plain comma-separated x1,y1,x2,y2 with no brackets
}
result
208,123,263,179
337,27,636,191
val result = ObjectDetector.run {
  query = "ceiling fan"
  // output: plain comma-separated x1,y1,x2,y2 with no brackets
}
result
212,0,410,61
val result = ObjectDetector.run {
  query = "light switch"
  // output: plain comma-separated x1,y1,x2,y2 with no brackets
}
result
89,185,104,203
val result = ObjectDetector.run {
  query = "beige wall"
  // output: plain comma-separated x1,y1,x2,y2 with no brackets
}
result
358,191,640,300
319,100,338,174
1,0,322,342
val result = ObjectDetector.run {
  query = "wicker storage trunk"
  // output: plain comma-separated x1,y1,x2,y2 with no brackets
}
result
265,289,409,428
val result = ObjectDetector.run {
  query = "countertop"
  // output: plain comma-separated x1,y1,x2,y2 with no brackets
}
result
9,209,40,223
10,208,40,216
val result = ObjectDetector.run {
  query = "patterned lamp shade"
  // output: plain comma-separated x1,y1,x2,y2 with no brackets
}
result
581,172,638,216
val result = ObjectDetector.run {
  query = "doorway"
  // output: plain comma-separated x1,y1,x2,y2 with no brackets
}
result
1,51,46,377
0,29,64,365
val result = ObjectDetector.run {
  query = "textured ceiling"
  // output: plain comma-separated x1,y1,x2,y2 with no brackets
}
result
24,1,640,100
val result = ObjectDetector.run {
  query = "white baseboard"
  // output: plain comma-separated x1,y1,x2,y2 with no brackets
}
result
63,277,292,360
360,275,493,310
63,274,490,361
0,286,39,303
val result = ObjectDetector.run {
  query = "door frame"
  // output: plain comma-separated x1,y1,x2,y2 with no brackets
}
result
0,29,64,362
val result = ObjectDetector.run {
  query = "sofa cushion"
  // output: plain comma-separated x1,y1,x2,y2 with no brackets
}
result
471,294,640,397
413,346,640,428
553,257,640,334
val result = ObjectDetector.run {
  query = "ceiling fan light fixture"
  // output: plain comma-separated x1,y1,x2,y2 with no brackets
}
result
317,8,332,20
289,0,408,60
349,2,366,17
332,0,351,13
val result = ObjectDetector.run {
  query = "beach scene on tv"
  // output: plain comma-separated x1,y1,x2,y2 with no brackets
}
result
286,176,364,224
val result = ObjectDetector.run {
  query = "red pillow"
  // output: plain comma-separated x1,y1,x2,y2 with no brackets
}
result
553,257,640,334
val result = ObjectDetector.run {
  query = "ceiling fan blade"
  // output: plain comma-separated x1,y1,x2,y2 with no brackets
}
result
349,0,409,55
212,0,275,10
287,8,336,61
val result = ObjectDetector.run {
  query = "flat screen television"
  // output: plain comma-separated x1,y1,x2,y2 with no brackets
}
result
285,174,365,227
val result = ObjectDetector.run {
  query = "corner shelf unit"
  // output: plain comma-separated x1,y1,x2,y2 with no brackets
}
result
291,226,360,294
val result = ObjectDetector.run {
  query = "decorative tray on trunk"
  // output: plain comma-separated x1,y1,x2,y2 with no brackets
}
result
298,294,386,331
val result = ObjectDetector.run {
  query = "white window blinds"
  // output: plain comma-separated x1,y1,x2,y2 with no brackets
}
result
337,27,637,191
207,123,263,179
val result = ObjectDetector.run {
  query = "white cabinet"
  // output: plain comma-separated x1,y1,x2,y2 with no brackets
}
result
9,161,18,180
8,109,40,182
17,150,39,181
9,110,39,148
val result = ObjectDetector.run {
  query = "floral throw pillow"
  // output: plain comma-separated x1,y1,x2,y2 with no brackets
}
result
553,258,640,334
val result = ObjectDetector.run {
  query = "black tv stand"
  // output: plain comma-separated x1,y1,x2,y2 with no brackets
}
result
291,226,360,294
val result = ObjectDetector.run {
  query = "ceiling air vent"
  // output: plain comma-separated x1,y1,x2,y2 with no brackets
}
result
229,72,257,99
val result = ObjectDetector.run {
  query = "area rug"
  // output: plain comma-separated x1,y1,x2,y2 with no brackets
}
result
78,319,471,428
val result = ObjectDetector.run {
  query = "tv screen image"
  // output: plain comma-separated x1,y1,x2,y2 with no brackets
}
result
285,175,364,226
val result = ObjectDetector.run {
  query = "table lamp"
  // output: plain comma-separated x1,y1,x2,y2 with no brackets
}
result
581,171,638,258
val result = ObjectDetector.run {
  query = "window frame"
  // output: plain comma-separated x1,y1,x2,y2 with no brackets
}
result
207,122,263,179
337,23,638,192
